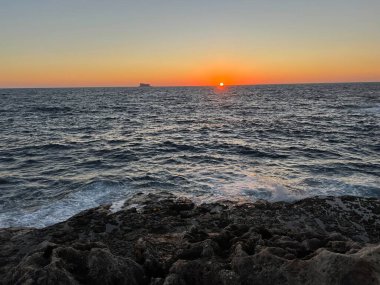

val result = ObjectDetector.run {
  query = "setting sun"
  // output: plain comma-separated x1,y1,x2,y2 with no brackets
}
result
219,82,224,87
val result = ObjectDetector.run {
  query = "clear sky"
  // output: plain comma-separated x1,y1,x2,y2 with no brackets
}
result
1,0,379,87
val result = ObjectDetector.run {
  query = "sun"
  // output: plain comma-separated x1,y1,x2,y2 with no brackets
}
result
219,82,224,87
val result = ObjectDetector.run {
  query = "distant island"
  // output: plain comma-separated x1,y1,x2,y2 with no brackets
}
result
139,83,151,87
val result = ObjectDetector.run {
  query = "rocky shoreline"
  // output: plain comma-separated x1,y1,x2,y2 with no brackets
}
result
1,192,379,284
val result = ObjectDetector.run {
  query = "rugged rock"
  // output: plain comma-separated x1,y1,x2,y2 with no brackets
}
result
1,192,379,284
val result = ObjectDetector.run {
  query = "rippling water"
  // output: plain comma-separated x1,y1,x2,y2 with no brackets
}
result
0,83,379,227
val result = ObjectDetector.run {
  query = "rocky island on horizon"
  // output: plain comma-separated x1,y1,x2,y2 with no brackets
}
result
1,192,379,285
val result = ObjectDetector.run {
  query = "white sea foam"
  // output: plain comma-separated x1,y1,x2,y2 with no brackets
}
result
1,84,379,228
0,181,134,228
0,175,299,228
210,172,300,202
1,171,378,228
110,199,126,213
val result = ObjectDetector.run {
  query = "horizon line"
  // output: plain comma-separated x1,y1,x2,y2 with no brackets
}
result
0,80,379,90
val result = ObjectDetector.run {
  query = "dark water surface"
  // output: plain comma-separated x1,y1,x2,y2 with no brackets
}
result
0,83,379,227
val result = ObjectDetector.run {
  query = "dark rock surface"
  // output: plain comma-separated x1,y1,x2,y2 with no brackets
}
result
1,192,379,284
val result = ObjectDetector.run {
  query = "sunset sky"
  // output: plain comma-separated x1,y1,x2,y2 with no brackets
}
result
1,0,379,88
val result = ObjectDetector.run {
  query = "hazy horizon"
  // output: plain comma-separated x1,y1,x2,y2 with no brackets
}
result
1,81,379,90
1,0,379,88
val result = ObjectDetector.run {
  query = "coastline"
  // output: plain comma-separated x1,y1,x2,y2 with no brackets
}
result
1,192,379,284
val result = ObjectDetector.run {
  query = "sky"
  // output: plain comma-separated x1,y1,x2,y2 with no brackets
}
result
0,0,379,87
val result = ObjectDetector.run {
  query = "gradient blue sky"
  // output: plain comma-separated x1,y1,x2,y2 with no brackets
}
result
1,0,379,87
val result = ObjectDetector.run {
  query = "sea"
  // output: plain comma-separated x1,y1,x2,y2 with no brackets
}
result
0,83,379,228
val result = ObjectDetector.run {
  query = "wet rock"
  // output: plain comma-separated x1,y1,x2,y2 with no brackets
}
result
163,274,185,285
257,227,273,239
232,248,288,285
201,239,220,257
291,245,380,285
150,277,165,285
168,259,227,285
218,269,240,285
170,197,194,212
231,243,248,259
302,237,323,251
0,192,379,284
183,225,209,243
5,242,146,285
233,245,380,285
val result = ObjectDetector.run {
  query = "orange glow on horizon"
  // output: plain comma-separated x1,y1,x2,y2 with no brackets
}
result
1,52,379,88
1,2,379,88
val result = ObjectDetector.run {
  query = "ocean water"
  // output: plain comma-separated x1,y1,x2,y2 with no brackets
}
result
0,83,379,227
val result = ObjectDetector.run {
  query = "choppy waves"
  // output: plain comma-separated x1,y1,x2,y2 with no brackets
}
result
0,83,379,227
